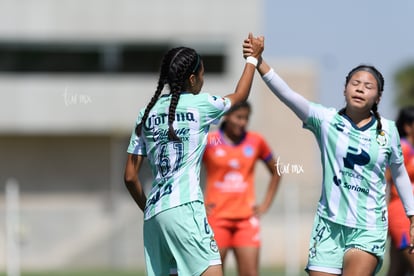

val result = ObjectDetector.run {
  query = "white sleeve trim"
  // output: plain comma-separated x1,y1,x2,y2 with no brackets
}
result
390,162,414,216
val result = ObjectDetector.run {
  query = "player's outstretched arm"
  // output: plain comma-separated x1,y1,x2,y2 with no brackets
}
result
225,33,264,106
242,35,310,122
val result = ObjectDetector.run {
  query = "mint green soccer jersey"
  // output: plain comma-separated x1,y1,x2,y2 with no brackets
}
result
127,92,231,220
304,103,403,230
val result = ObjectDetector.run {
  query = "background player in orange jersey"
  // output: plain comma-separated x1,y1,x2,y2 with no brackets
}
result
202,101,282,276
387,106,414,276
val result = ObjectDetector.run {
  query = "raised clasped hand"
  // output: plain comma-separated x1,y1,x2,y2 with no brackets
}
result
243,32,264,59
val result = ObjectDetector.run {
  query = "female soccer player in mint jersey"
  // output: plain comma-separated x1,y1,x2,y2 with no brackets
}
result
243,35,414,275
124,34,263,276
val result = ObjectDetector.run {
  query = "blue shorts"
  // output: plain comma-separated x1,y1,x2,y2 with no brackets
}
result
306,214,386,274
143,201,221,276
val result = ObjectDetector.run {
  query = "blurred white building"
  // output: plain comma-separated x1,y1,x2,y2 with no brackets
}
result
0,0,320,272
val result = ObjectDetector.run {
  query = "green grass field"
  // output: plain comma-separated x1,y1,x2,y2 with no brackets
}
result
0,271,142,276
0,266,390,276
0,267,286,276
0,263,390,275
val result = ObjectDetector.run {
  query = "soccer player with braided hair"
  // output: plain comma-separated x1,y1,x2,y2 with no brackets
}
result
124,33,263,276
243,35,414,275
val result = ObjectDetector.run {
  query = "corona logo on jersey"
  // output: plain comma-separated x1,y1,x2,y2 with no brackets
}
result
144,111,198,142
144,112,197,129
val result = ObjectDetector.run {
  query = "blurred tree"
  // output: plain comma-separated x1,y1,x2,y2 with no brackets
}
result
395,63,414,107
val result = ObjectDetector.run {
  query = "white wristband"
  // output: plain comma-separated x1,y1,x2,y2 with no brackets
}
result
246,56,258,67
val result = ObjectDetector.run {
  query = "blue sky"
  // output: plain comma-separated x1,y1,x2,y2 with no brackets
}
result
264,0,414,119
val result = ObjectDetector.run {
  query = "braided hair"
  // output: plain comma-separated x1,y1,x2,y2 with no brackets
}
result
340,64,385,134
135,47,202,141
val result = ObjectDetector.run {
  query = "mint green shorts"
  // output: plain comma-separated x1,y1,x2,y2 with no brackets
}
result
143,201,221,276
306,214,386,274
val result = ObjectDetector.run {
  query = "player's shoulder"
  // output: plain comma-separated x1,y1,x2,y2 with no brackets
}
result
379,115,394,124
379,117,398,135
180,92,209,104
246,131,266,141
184,92,230,110
307,102,338,122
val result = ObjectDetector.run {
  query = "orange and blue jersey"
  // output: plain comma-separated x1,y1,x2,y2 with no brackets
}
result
203,130,273,219
388,138,414,249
